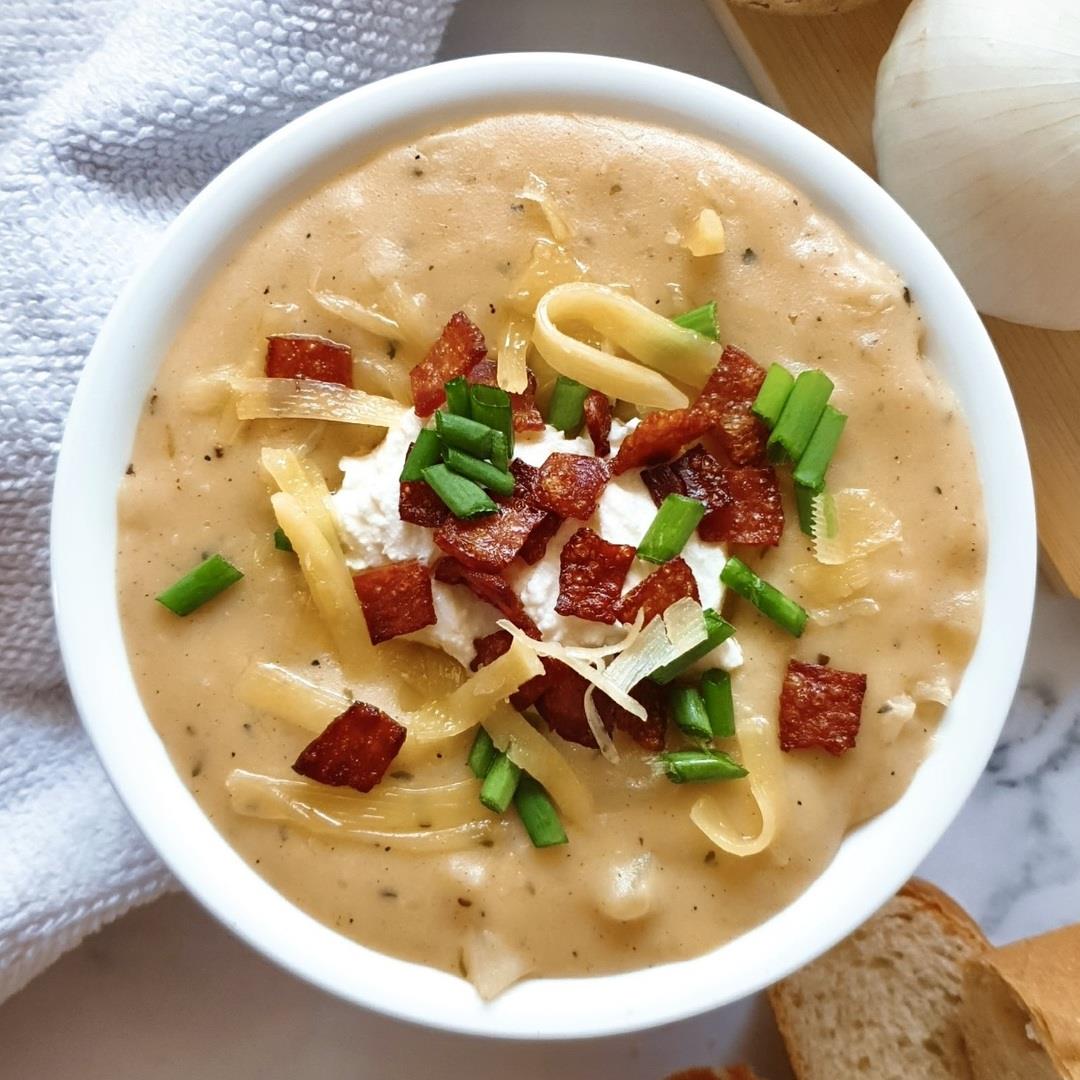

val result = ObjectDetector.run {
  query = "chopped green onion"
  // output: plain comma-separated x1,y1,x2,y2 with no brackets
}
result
546,375,590,436
650,608,735,685
637,494,707,564
467,727,498,779
672,301,719,341
272,527,293,553
661,749,748,784
670,685,713,742
156,554,243,616
421,463,497,519
443,446,515,496
489,429,510,473
399,427,442,482
435,411,495,459
721,556,808,637
469,383,514,455
752,363,795,429
479,751,521,814
444,376,471,417
700,669,735,739
514,774,568,847
767,369,834,464
793,405,847,493
795,483,817,537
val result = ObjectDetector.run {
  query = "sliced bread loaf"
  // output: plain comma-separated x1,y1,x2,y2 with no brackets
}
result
768,879,988,1080
961,924,1080,1080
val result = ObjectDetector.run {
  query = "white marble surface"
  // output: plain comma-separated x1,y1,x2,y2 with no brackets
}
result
5,0,1080,1076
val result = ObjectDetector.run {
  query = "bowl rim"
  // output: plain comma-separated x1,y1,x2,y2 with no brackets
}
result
51,51,1036,1040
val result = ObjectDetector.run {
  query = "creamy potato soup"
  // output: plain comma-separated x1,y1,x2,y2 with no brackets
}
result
117,113,984,997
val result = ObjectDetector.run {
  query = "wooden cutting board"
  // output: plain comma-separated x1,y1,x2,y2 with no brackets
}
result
709,0,1080,598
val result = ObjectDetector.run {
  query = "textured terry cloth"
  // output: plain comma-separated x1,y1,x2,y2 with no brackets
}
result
0,0,455,1002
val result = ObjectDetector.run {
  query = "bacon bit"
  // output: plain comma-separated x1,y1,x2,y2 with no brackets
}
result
434,497,548,572
266,335,353,387
398,480,450,528
583,391,613,457
707,466,784,546
778,659,867,756
615,558,700,625
641,460,683,507
596,680,669,751
433,557,539,636
556,527,636,624
535,660,606,748
409,312,488,417
692,344,768,465
292,701,406,793
352,561,437,645
536,453,610,520
611,407,711,475
519,512,563,565
466,358,545,432
468,629,548,709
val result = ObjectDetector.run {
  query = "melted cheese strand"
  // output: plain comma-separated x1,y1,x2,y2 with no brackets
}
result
308,286,402,338
270,491,373,674
582,685,622,765
235,661,348,734
497,313,532,394
261,447,341,552
233,377,406,428
533,282,720,408
689,714,780,858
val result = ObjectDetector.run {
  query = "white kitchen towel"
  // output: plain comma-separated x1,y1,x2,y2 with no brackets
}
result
0,0,455,1002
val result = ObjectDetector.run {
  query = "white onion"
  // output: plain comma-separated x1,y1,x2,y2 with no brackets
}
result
874,0,1080,330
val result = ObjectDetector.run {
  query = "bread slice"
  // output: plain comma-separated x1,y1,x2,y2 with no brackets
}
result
961,925,1080,1080
769,879,988,1080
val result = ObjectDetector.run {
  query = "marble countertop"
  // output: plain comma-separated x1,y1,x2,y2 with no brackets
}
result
4,1,1079,1076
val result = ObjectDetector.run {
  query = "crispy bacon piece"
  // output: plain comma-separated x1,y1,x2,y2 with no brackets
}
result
615,558,700,625
536,453,610,520
583,391,613,457
433,557,539,636
409,312,488,417
692,344,768,465
398,479,450,528
465,358,545,432
641,460,683,507
555,527,636,624
265,335,353,387
611,406,711,475
434,497,548,572
778,659,867,756
534,660,605,748
508,458,564,564
292,701,406,793
707,466,784,546
468,629,548,710
352,561,437,645
596,680,669,751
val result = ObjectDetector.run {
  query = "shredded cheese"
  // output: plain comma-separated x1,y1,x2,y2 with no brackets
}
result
308,286,401,338
261,447,341,552
682,208,727,257
812,489,903,566
235,661,348,734
497,313,532,394
519,173,572,242
232,377,406,428
507,237,587,316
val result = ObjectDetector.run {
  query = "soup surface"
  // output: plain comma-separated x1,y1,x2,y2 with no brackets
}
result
117,113,984,992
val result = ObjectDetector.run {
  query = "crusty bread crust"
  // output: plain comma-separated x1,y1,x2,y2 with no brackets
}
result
769,877,989,1080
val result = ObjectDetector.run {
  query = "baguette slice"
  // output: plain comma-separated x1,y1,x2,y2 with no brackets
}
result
769,879,988,1080
961,925,1080,1080
667,1069,764,1080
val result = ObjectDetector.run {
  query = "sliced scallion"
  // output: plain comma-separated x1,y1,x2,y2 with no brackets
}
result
421,463,498,519
793,405,847,493
489,429,509,473
752,363,795,429
273,527,293,553
670,685,713,742
767,369,834,464
661,749,748,784
721,556,807,637
479,751,521,814
435,411,496,459
156,554,243,616
399,427,442,482
637,494,707,564
700,669,735,739
467,727,498,779
650,608,735,685
469,383,514,455
514,774,568,848
444,376,471,417
672,301,719,341
546,375,590,436
443,446,515,496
